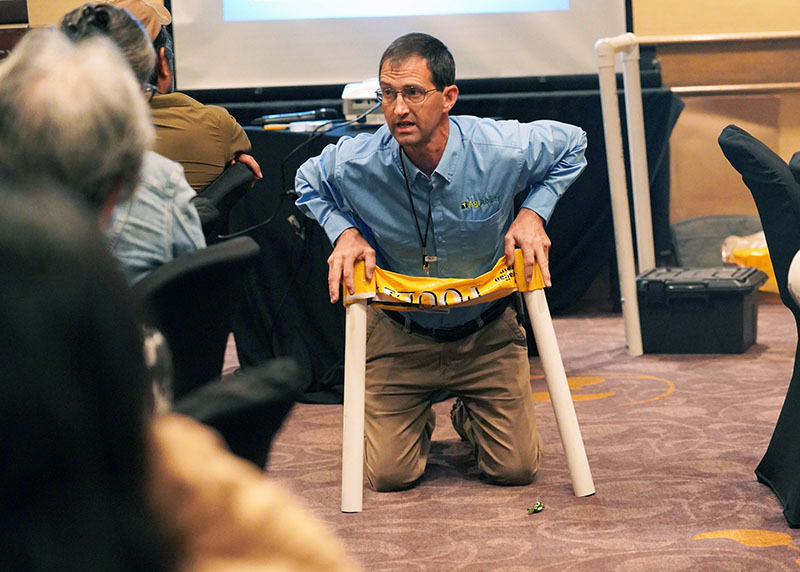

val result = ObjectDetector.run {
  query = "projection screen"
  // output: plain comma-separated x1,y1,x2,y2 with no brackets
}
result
169,0,627,91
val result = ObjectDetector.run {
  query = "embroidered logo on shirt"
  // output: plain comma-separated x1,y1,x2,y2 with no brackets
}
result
460,195,500,209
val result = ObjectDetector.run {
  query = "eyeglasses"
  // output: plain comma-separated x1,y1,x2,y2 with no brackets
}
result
375,86,440,105
142,83,160,101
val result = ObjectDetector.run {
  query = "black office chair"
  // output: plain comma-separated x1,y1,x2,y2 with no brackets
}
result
173,357,304,468
133,236,260,401
192,161,253,245
719,124,800,528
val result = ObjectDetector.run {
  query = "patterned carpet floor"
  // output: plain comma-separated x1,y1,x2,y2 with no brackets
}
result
258,295,800,571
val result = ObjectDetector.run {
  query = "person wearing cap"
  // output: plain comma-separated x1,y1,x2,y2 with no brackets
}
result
102,0,262,192
59,3,207,283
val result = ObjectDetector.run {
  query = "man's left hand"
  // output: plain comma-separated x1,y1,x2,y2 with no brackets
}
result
504,208,552,287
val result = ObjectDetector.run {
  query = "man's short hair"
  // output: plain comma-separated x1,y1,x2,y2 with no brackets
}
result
60,3,155,85
379,32,456,91
0,29,154,211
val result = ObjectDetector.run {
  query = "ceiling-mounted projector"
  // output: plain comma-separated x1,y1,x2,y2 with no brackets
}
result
342,78,384,125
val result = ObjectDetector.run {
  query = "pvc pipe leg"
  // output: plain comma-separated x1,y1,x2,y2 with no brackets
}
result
523,290,595,497
341,301,367,512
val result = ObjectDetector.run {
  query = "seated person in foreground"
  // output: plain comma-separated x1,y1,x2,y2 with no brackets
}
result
0,180,178,572
0,174,361,572
102,0,263,191
296,33,587,492
0,28,148,226
60,3,206,283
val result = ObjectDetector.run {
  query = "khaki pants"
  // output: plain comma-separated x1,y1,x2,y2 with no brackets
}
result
364,306,542,491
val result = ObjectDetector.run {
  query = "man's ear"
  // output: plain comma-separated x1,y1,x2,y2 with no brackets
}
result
442,84,458,113
157,47,170,76
156,46,173,90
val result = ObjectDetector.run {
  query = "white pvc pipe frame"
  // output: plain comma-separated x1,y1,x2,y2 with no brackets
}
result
341,289,595,513
595,32,656,357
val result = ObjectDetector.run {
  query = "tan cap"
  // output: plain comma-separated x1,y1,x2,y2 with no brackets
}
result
102,0,171,42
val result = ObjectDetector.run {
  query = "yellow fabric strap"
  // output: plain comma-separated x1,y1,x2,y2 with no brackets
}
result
343,250,545,310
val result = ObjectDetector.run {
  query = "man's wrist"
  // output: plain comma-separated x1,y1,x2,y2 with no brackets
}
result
520,206,546,225
334,227,358,244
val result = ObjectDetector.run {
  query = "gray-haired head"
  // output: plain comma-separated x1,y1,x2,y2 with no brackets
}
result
0,29,154,211
60,3,156,86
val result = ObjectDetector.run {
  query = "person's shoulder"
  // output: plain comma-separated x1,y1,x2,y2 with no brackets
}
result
332,124,393,161
453,116,582,146
154,91,232,119
452,115,524,146
140,151,190,195
176,91,233,117
154,91,201,108
150,413,364,572
150,91,194,112
143,150,184,174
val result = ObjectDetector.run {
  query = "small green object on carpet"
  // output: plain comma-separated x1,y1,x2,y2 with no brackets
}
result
527,501,545,514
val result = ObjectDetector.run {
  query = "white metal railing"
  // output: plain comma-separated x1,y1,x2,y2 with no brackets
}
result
595,33,655,357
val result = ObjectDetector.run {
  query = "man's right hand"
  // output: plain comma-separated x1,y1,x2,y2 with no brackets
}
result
327,228,376,304
231,153,262,187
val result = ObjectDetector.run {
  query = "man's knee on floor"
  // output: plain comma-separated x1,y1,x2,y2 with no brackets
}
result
483,455,539,486
365,452,425,491
366,466,420,492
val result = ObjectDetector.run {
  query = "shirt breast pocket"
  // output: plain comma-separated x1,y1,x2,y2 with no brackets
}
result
457,207,510,255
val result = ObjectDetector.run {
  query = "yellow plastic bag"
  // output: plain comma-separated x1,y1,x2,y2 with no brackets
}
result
721,231,777,293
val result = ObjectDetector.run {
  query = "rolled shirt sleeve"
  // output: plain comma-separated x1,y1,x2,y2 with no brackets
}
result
295,136,360,245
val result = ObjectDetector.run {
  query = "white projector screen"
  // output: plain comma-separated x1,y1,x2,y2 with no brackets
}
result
169,0,627,91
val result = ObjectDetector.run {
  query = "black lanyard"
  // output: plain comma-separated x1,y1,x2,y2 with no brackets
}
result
399,147,436,276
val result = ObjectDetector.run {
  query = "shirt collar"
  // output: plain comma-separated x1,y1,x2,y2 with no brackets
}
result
392,118,461,183
149,91,191,109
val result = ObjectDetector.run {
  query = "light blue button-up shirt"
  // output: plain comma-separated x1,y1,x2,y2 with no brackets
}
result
296,115,587,328
105,151,206,284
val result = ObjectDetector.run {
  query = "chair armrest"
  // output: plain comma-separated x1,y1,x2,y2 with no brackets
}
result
195,161,253,206
190,196,220,226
